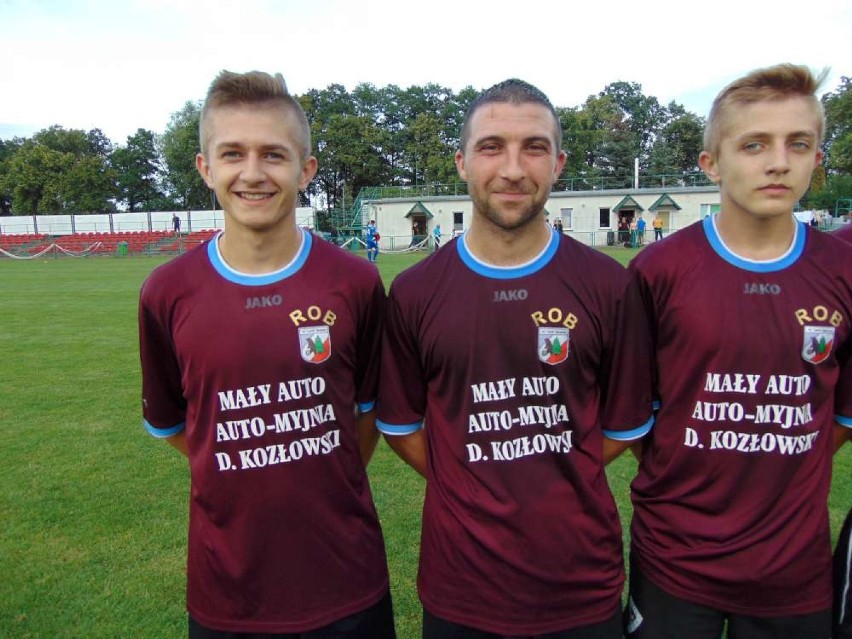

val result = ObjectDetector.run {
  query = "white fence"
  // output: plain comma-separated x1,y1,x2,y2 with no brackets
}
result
0,208,316,235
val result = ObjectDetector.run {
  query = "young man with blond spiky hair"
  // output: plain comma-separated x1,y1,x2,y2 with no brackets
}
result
138,70,394,638
623,64,852,639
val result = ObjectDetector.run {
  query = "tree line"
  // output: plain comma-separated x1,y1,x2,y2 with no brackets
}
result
0,76,850,216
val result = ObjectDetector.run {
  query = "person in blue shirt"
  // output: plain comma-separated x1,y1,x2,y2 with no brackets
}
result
365,220,379,262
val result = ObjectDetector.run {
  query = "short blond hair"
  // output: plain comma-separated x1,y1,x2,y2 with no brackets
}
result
199,70,311,158
704,64,827,156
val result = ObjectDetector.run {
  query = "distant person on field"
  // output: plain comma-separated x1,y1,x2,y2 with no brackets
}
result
173,213,181,234
652,214,663,241
623,63,852,639
618,215,630,243
377,78,653,639
635,214,646,245
365,219,379,262
432,223,441,252
138,70,394,639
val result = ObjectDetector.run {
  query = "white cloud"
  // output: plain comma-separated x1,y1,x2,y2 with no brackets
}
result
1,0,849,142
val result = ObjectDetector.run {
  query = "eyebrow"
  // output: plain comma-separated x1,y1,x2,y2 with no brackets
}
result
213,141,294,154
736,130,818,141
473,134,554,147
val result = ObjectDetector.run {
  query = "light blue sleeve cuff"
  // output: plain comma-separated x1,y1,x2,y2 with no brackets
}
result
358,399,376,414
836,414,852,428
377,419,423,436
603,415,654,441
144,419,185,439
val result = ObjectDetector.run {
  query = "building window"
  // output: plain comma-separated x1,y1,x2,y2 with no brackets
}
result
453,211,464,233
599,208,611,228
560,208,573,230
700,203,721,218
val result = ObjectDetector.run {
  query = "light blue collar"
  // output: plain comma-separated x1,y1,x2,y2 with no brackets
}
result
702,214,804,273
456,227,560,280
207,228,312,285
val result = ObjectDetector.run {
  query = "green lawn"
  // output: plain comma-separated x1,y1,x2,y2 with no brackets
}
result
0,247,848,638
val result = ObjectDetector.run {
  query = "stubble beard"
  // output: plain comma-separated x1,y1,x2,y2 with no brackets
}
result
475,193,547,233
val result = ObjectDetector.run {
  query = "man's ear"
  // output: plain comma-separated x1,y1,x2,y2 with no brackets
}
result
299,156,318,190
455,150,468,182
699,151,720,185
196,153,214,188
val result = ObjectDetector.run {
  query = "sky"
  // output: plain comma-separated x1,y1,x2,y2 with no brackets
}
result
2,0,851,145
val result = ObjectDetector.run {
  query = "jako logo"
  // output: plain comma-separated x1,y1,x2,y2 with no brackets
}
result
493,289,528,302
245,295,283,309
743,283,781,295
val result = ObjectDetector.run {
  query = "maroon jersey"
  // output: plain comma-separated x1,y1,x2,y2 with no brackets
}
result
835,224,852,244
377,230,654,635
139,231,389,633
629,216,852,616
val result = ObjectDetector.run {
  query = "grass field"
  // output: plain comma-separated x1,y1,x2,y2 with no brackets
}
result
1,247,849,638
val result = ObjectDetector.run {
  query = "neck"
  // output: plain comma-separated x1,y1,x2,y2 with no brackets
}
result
218,223,303,274
714,209,796,261
465,216,553,266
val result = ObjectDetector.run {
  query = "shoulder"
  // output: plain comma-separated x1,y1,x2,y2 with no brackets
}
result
558,234,627,279
140,241,210,302
555,237,636,306
833,225,852,244
309,235,383,288
803,226,852,270
388,239,456,299
630,221,704,274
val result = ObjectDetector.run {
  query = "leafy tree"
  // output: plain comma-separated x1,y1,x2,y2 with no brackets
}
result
112,129,164,211
407,112,456,187
0,137,23,214
803,173,852,212
160,101,210,210
823,76,852,175
600,81,667,165
61,155,116,213
373,84,410,185
300,84,358,209
3,142,68,213
573,92,632,182
0,127,114,213
648,110,705,181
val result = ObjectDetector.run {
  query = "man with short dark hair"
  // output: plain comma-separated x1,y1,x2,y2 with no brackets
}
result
377,78,653,638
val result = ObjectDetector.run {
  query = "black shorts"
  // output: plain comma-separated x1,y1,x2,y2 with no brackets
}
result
188,590,396,639
834,508,852,639
623,555,831,639
422,606,622,639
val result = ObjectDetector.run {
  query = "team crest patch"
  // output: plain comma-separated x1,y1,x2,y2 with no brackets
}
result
537,327,569,365
802,325,834,364
299,326,331,364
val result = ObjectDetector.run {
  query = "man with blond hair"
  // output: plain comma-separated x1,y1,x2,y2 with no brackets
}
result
623,64,852,639
139,70,394,638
